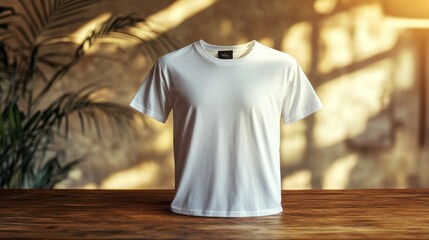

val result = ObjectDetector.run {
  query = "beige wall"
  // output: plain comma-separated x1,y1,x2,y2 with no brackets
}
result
4,0,427,189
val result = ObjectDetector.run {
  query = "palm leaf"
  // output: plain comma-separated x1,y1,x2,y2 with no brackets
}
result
0,1,181,189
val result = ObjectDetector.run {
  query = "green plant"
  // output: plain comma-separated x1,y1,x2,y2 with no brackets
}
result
0,0,180,188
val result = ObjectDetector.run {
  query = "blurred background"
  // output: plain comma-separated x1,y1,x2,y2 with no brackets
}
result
1,0,428,190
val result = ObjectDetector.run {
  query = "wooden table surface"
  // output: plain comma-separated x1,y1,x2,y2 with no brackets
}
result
0,189,428,239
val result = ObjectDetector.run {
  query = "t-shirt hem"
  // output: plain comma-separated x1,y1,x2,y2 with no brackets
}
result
170,205,283,217
129,100,167,123
283,102,323,124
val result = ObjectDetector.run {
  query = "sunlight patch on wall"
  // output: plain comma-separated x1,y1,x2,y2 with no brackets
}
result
282,21,312,71
146,0,217,33
219,19,233,37
322,153,358,189
314,59,393,148
71,12,112,45
282,169,312,189
351,3,398,62
152,126,173,153
258,37,274,48
101,160,159,189
318,12,353,74
313,0,337,15
281,120,307,165
385,17,429,29
318,2,399,75
394,44,418,90
82,183,98,189
70,12,136,57
130,113,147,129
71,0,217,55
67,168,83,181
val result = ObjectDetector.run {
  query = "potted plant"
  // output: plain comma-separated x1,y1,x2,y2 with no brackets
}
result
0,1,180,188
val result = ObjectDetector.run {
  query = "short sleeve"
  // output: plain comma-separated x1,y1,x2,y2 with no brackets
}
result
129,59,173,123
281,58,323,124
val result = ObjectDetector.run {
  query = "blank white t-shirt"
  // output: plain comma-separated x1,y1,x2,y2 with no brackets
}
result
129,39,323,217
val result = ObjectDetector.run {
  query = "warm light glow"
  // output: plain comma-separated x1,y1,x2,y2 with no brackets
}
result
258,37,274,48
313,0,337,14
70,0,217,53
145,0,217,34
280,120,307,165
54,0,424,190
282,169,312,189
220,19,233,37
101,161,160,189
319,14,353,74
82,183,97,189
385,16,429,29
322,153,359,189
314,60,393,148
153,125,173,153
394,45,418,90
352,4,398,62
281,21,312,71
70,12,135,55
318,3,399,74
88,87,116,102
68,167,82,181
71,12,113,44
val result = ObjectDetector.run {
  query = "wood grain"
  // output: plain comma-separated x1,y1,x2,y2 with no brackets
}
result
0,189,428,239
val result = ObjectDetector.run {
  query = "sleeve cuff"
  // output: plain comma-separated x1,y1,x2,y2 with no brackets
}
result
282,102,323,124
129,100,168,123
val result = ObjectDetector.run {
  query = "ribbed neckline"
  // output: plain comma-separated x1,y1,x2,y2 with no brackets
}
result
193,39,259,66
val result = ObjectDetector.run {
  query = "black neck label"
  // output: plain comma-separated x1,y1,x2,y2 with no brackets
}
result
218,50,233,59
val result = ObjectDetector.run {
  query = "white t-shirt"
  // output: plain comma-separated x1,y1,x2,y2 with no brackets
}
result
129,39,323,217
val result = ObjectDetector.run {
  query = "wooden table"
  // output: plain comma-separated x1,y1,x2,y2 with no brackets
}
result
0,189,428,239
